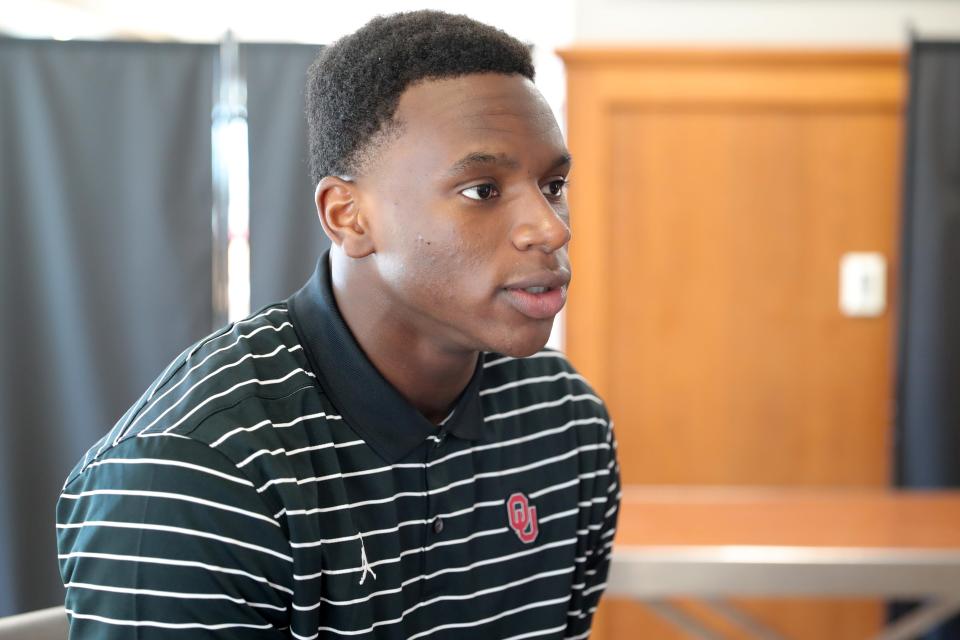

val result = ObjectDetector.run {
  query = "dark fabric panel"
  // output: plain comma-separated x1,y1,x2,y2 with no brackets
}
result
0,38,215,615
896,41,960,488
243,43,330,309
893,40,960,639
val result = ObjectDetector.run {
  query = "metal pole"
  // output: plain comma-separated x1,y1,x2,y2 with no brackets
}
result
211,30,247,329
645,601,726,640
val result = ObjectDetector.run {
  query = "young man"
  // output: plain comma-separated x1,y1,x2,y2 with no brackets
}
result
57,11,620,639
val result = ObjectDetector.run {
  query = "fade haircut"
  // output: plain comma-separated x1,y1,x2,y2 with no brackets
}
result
305,10,535,184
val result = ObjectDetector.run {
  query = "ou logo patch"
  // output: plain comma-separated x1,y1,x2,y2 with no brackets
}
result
506,492,539,544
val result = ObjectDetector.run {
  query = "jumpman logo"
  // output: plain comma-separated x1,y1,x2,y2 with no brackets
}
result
358,532,377,585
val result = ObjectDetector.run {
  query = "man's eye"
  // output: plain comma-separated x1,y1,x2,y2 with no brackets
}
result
541,179,569,198
460,184,499,201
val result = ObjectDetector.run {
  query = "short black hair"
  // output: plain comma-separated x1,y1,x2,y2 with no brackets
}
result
305,10,535,184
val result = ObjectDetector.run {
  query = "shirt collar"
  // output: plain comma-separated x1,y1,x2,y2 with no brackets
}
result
286,251,486,463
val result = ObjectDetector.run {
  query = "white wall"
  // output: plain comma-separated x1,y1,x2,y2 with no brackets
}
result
573,0,960,46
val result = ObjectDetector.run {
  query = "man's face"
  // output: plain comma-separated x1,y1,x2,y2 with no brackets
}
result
356,72,572,358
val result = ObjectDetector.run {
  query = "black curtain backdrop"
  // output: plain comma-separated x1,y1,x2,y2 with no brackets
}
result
243,43,330,309
894,40,960,639
0,39,215,616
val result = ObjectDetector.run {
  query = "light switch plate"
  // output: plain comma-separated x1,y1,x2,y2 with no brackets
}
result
839,252,886,318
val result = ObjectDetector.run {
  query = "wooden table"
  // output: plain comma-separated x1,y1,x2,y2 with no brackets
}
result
607,487,960,640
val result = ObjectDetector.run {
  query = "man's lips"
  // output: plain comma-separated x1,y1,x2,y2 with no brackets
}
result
502,270,571,320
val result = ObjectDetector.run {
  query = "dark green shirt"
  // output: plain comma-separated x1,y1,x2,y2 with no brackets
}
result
57,254,620,639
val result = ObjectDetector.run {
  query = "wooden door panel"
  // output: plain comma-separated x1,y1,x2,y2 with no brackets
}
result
606,107,898,485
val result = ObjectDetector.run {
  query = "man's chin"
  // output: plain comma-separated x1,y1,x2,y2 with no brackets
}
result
484,322,554,358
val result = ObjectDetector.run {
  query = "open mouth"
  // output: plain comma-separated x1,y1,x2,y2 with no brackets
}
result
500,268,571,320
502,285,567,320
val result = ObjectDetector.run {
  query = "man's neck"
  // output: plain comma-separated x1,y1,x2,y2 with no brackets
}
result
329,256,478,425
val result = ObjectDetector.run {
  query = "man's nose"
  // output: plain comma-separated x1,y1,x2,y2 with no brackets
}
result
510,190,571,253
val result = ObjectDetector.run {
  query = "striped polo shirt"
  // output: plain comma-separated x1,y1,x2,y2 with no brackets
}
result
57,252,621,639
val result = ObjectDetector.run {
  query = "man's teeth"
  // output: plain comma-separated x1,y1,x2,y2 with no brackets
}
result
523,286,549,294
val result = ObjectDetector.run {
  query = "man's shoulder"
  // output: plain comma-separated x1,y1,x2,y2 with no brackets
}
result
480,348,608,420
68,304,319,482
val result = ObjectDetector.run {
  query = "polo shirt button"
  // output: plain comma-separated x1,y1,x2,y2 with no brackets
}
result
432,517,444,534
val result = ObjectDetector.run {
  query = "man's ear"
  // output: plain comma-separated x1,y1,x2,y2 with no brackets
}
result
315,176,375,259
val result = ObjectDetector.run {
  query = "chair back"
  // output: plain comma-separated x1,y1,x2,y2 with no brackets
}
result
0,607,67,640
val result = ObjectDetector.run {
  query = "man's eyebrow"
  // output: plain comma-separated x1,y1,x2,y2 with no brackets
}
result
550,152,573,172
444,151,573,177
446,152,519,176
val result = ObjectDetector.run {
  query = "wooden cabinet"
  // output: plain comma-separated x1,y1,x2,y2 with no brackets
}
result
558,48,905,639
